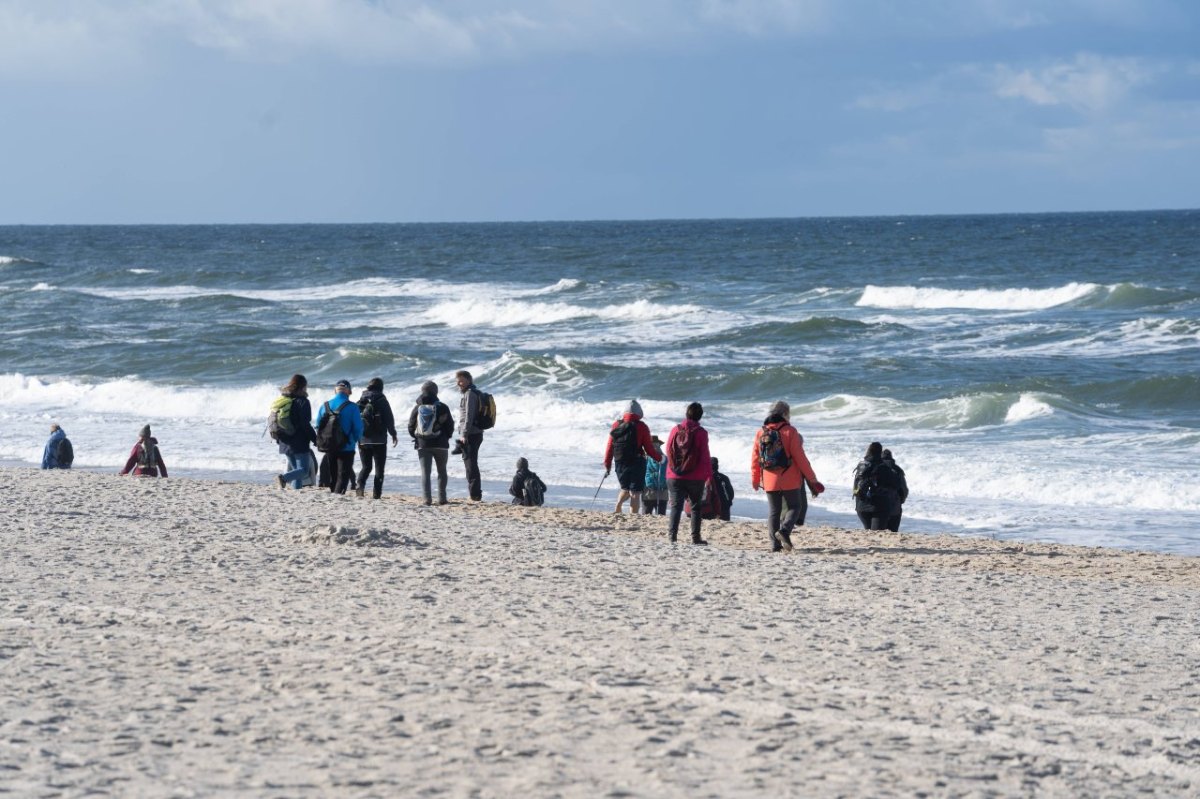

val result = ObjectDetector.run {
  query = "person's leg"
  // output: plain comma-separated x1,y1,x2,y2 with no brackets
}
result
333,452,354,494
282,452,308,489
463,434,483,500
766,491,783,551
888,510,902,532
433,448,449,504
614,489,629,513
666,479,684,542
776,488,805,551
630,491,642,514
870,515,885,531
357,447,374,493
685,480,707,543
418,450,434,504
371,447,386,499
640,492,654,515
857,511,872,530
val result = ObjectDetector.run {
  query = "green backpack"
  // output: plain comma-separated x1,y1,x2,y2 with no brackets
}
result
267,396,296,441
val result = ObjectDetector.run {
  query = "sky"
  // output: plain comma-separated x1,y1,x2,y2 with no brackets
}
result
1,0,1197,223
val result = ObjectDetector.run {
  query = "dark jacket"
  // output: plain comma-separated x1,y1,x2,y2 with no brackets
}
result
121,437,167,477
457,384,483,439
357,389,397,447
509,468,546,506
409,393,455,450
714,470,735,509
853,455,902,515
882,455,909,505
277,393,317,456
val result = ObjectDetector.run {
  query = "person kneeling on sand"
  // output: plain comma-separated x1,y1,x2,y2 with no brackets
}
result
41,423,73,470
509,457,547,507
120,425,168,478
750,401,824,552
603,399,662,515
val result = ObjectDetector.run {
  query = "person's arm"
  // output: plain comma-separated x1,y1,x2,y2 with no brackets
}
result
603,423,614,472
750,430,762,490
789,429,822,494
383,397,398,444
350,405,364,446
120,444,138,475
637,422,661,462
697,429,713,480
42,440,53,469
156,448,168,478
407,405,418,441
509,473,522,498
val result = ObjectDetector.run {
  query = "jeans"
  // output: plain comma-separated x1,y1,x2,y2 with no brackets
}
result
767,488,806,550
357,445,387,499
461,433,483,501
667,478,705,540
419,448,449,503
282,451,310,489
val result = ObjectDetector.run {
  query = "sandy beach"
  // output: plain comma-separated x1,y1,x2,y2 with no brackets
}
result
2,467,1198,797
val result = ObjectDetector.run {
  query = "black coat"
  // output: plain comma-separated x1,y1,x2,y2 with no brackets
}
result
853,455,903,516
278,393,317,456
408,396,455,450
357,389,397,446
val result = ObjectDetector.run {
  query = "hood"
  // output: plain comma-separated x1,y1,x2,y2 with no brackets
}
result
763,415,789,429
620,412,642,423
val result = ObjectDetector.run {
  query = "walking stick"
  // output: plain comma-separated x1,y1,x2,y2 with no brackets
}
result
590,471,608,508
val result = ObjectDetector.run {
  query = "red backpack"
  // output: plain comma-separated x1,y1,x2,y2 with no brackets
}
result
669,424,701,474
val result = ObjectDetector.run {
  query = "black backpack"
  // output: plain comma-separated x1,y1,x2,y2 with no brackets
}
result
858,462,898,507
523,473,546,507
358,396,384,437
56,437,74,468
316,401,349,453
610,421,641,463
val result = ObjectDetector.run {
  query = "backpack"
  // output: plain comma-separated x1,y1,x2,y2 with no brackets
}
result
56,437,74,468
137,440,158,468
415,403,442,439
358,396,384,437
267,396,295,441
473,388,497,430
857,462,898,507
523,473,546,507
315,401,349,453
669,424,701,474
685,479,722,520
757,425,791,473
644,457,666,491
609,421,641,463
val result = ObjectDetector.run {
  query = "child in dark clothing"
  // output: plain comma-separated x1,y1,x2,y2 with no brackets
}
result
509,457,547,506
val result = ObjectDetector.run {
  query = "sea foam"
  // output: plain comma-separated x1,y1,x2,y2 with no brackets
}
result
858,283,1102,311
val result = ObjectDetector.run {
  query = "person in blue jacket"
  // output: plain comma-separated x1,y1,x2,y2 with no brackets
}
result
314,379,364,495
41,423,71,469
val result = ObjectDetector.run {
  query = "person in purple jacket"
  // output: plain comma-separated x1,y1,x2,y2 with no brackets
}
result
664,402,712,545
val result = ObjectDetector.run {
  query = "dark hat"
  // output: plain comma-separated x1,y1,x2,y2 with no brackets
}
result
139,424,152,438
335,379,351,390
651,435,663,445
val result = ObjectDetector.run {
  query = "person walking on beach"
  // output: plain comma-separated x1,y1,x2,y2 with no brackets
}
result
273,374,318,489
454,370,486,501
509,457,547,506
408,380,454,506
315,379,364,495
41,423,73,469
881,448,910,532
603,399,662,515
750,401,824,552
355,377,399,499
641,435,668,515
852,441,903,531
712,457,735,521
665,402,712,545
120,425,168,478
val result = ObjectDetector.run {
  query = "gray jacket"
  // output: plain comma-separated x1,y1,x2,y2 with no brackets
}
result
457,385,482,439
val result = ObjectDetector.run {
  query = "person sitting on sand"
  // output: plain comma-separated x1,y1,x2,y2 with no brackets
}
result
750,401,824,553
603,399,662,515
120,425,168,478
509,457,547,507
41,423,73,470
712,457,735,521
853,441,904,532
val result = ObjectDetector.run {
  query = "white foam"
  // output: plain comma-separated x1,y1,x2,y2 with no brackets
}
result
858,283,1102,311
1004,394,1054,424
30,283,54,291
418,297,713,328
128,268,158,274
0,256,21,265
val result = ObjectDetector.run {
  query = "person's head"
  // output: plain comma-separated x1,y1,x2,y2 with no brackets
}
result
685,402,703,422
367,377,384,392
866,441,883,458
335,379,352,396
651,435,663,448
768,400,790,420
420,380,438,399
882,448,893,460
711,456,719,471
281,374,307,396
516,457,528,471
49,423,60,433
139,424,152,439
455,370,473,392
625,399,643,418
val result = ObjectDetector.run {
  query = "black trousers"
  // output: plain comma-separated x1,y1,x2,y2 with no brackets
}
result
667,478,705,540
462,433,483,501
767,488,806,550
331,451,355,495
857,510,896,531
357,445,387,498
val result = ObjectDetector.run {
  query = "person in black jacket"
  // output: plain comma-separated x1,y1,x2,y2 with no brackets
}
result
355,377,399,499
711,457,735,521
852,441,904,531
275,374,318,490
408,380,455,505
509,457,546,506
881,448,909,532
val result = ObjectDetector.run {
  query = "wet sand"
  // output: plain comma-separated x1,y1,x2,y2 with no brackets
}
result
2,467,1198,796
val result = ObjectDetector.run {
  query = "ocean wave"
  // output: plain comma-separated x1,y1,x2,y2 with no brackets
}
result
0,256,44,267
857,282,1102,311
416,297,718,328
30,283,54,292
795,391,1064,430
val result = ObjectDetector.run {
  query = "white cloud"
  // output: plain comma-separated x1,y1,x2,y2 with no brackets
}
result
993,53,1157,113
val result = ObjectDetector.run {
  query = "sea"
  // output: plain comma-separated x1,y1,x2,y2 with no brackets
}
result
2,212,1198,553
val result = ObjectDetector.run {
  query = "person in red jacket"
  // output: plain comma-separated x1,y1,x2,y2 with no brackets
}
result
665,402,713,545
750,401,823,552
603,399,662,514
120,424,168,478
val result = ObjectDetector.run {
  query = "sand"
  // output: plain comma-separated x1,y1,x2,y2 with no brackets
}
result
2,467,1198,797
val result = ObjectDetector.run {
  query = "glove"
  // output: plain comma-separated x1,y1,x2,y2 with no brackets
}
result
809,480,825,497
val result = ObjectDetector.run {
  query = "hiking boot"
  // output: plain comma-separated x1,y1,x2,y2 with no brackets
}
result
438,496,448,505
422,497,432,506
669,532,678,543
775,531,794,553
276,475,286,490
692,537,709,546
355,486,365,498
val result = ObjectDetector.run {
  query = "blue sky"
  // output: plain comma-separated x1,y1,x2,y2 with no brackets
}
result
2,1,1197,223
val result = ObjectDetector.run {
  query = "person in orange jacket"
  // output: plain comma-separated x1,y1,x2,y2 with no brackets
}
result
750,401,824,552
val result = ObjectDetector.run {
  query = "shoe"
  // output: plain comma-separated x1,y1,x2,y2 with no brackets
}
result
276,475,286,490
438,497,448,505
422,498,432,506
692,537,709,546
669,533,678,543
774,531,794,553
355,486,365,498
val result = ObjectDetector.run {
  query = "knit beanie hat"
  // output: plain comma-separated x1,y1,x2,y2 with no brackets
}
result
139,424,152,438
420,380,438,397
516,457,528,471
768,401,790,419
625,399,643,418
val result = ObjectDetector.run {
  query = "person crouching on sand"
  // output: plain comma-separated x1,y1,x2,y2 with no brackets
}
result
750,401,823,552
120,424,168,478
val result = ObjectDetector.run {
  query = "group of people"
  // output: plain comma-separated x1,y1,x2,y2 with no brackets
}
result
271,370,492,506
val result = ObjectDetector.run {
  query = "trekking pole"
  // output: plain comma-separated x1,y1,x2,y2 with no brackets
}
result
589,472,608,508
